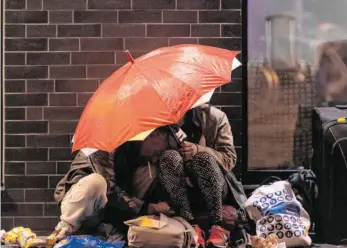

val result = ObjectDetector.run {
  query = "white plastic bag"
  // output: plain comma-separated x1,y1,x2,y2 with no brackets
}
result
245,181,312,247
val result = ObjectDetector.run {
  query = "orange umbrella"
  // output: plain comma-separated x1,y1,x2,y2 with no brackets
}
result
72,44,239,152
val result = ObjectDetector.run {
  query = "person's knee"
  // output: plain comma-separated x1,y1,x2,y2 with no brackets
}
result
160,150,183,169
77,173,107,199
193,151,215,167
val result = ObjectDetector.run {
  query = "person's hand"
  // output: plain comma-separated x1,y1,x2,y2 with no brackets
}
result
148,202,175,216
178,141,198,161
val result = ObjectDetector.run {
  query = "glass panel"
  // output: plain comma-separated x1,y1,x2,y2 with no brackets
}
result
247,0,347,170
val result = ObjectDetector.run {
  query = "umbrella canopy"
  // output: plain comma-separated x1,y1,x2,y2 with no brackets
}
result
72,44,240,152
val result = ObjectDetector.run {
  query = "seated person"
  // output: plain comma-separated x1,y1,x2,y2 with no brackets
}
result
157,103,237,248
53,129,176,241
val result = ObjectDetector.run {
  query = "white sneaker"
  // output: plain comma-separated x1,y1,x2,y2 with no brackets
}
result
55,221,74,241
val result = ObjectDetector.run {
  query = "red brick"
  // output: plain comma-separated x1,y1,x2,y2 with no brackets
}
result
5,148,48,162
71,52,115,65
49,11,72,23
116,51,146,64
74,11,118,23
5,162,25,174
5,80,26,93
26,24,56,37
48,175,64,188
5,135,26,147
5,24,25,37
6,94,48,106
102,24,146,37
26,107,43,120
147,24,190,37
169,38,198,46
49,121,77,133
6,0,25,9
2,189,24,202
222,24,241,37
220,106,242,119
58,24,101,37
1,218,14,231
49,149,76,161
87,65,118,78
5,38,47,51
5,174,48,189
199,38,241,50
199,10,241,23
163,11,198,23
26,162,57,174
177,0,219,9
77,93,93,106
119,10,161,23
5,108,26,120
6,10,47,23
210,92,242,106
5,121,48,134
44,204,60,216
27,52,70,65
27,0,43,10
5,53,25,65
43,0,86,10
81,38,124,51
191,24,220,37
221,79,242,92
88,0,130,9
27,80,54,92
2,203,43,216
49,38,79,51
43,107,83,120
55,79,98,92
222,0,241,9
49,93,77,106
27,134,71,148
50,66,86,79
133,0,175,9
125,38,168,51
57,162,70,174
14,217,58,231
5,66,48,79
25,189,55,202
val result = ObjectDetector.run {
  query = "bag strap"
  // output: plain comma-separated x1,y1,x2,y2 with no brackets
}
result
260,176,282,186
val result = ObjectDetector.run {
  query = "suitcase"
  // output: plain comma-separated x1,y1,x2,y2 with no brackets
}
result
312,106,347,244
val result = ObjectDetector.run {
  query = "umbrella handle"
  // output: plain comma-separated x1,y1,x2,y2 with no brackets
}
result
167,125,183,148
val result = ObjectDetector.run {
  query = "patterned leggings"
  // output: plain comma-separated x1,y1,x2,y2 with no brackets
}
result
158,150,228,225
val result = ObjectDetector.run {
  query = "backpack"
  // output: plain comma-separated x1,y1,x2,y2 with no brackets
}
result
125,214,197,248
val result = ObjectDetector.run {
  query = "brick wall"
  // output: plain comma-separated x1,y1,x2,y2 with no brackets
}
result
2,0,242,233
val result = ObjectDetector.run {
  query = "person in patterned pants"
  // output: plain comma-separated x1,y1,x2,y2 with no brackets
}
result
157,104,238,248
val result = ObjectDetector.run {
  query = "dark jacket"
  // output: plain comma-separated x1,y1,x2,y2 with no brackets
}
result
54,104,246,216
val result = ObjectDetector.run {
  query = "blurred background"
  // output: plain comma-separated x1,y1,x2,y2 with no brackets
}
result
247,0,347,169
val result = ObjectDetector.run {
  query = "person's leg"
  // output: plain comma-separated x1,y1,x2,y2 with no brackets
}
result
189,152,230,248
189,152,228,226
158,150,194,222
56,173,108,240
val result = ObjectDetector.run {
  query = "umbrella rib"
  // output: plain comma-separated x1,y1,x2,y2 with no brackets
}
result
109,65,136,149
136,68,175,122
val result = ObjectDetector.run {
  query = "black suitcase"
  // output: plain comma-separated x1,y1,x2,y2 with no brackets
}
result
312,106,347,244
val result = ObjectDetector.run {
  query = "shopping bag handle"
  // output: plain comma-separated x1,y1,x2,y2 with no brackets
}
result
260,176,282,186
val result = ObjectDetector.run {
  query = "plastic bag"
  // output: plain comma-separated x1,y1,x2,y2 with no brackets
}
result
56,236,125,248
245,181,312,247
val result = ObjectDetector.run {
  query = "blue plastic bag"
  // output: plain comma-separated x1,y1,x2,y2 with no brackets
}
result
58,236,125,248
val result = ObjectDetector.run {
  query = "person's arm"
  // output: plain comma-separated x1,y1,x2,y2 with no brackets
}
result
197,114,237,172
